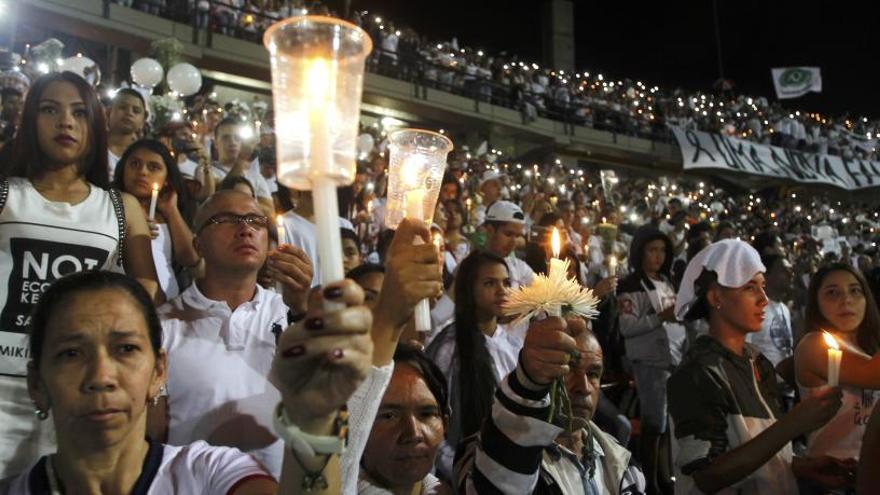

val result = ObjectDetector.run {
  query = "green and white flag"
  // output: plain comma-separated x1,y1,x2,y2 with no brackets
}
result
771,67,822,99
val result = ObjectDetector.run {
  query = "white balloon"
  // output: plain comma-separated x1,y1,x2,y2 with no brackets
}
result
59,56,101,85
130,58,163,89
166,63,202,96
356,133,375,156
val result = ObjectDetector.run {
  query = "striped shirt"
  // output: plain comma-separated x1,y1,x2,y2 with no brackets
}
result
459,365,645,494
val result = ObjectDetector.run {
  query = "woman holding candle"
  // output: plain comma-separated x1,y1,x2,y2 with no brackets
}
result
425,251,519,482
113,139,200,299
669,240,847,494
0,72,160,478
794,263,880,481
0,270,376,494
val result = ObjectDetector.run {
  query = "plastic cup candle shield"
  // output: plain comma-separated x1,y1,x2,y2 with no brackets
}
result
264,16,372,285
823,331,842,386
384,129,453,331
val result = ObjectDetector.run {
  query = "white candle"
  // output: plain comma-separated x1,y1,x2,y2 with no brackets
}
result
608,254,618,277
305,58,345,287
275,214,286,246
546,227,565,316
823,331,842,386
405,189,426,220
275,215,286,293
148,183,159,221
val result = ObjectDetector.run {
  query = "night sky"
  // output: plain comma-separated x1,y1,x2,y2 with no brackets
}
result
353,0,879,118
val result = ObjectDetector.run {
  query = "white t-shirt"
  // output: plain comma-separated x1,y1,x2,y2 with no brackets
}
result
0,440,271,495
280,211,355,287
505,254,535,290
159,283,288,478
745,300,792,367
0,178,123,478
151,223,179,300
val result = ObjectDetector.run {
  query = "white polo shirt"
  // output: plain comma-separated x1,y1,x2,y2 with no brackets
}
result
159,283,289,478
159,281,395,492
505,254,535,290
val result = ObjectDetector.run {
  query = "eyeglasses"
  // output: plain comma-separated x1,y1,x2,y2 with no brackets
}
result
199,213,269,233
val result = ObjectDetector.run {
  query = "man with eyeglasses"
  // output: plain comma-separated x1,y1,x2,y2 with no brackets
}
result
148,189,315,478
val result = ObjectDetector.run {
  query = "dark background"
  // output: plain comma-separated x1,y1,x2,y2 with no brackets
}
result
353,0,878,117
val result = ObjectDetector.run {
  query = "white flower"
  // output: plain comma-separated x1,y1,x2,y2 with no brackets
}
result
503,258,600,326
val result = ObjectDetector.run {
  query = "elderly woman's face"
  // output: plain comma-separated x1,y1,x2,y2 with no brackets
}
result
29,288,166,449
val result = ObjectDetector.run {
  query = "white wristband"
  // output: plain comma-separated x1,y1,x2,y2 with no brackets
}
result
272,402,347,457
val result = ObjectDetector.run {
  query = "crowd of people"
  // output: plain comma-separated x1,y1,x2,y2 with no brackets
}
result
107,0,880,159
2,57,880,494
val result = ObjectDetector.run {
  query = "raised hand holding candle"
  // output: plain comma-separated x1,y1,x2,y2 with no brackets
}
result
823,331,842,386
264,16,371,290
385,129,453,332
148,183,159,221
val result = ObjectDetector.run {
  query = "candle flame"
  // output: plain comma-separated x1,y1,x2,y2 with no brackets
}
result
306,58,331,101
152,182,159,192
276,214,284,227
823,331,840,350
551,227,561,258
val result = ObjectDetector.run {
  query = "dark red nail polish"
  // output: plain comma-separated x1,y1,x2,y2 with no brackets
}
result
304,318,324,331
323,286,343,299
283,345,305,357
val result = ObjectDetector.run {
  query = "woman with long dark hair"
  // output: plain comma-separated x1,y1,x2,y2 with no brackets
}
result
794,263,880,478
425,250,519,482
0,71,159,477
113,139,200,298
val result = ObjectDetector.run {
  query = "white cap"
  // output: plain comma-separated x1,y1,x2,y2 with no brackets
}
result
675,239,765,320
484,201,525,225
479,170,505,187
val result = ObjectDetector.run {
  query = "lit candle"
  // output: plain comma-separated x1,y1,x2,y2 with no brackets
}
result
305,57,346,286
466,197,472,211
401,157,432,331
275,214,286,246
823,331,842,386
148,183,159,221
275,215,286,293
608,254,618,277
546,227,565,317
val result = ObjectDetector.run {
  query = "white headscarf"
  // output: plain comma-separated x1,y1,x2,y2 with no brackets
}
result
675,239,766,320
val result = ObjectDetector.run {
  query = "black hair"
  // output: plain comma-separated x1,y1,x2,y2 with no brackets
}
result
29,271,161,368
218,174,256,198
346,262,384,282
684,269,718,321
806,262,880,355
393,343,450,420
341,227,359,245
714,221,735,241
453,250,508,440
1,87,23,99
113,139,194,224
376,229,397,265
213,116,242,138
7,72,109,188
760,253,784,274
111,88,147,112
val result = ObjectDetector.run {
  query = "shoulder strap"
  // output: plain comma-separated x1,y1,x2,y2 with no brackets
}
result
109,188,126,267
0,177,8,215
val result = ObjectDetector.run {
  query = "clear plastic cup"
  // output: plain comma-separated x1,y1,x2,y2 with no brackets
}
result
263,16,372,189
385,129,454,229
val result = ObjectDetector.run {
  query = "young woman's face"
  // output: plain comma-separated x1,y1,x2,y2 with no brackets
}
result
29,288,166,450
36,81,91,166
473,262,510,319
817,270,866,334
122,148,168,199
713,272,769,334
